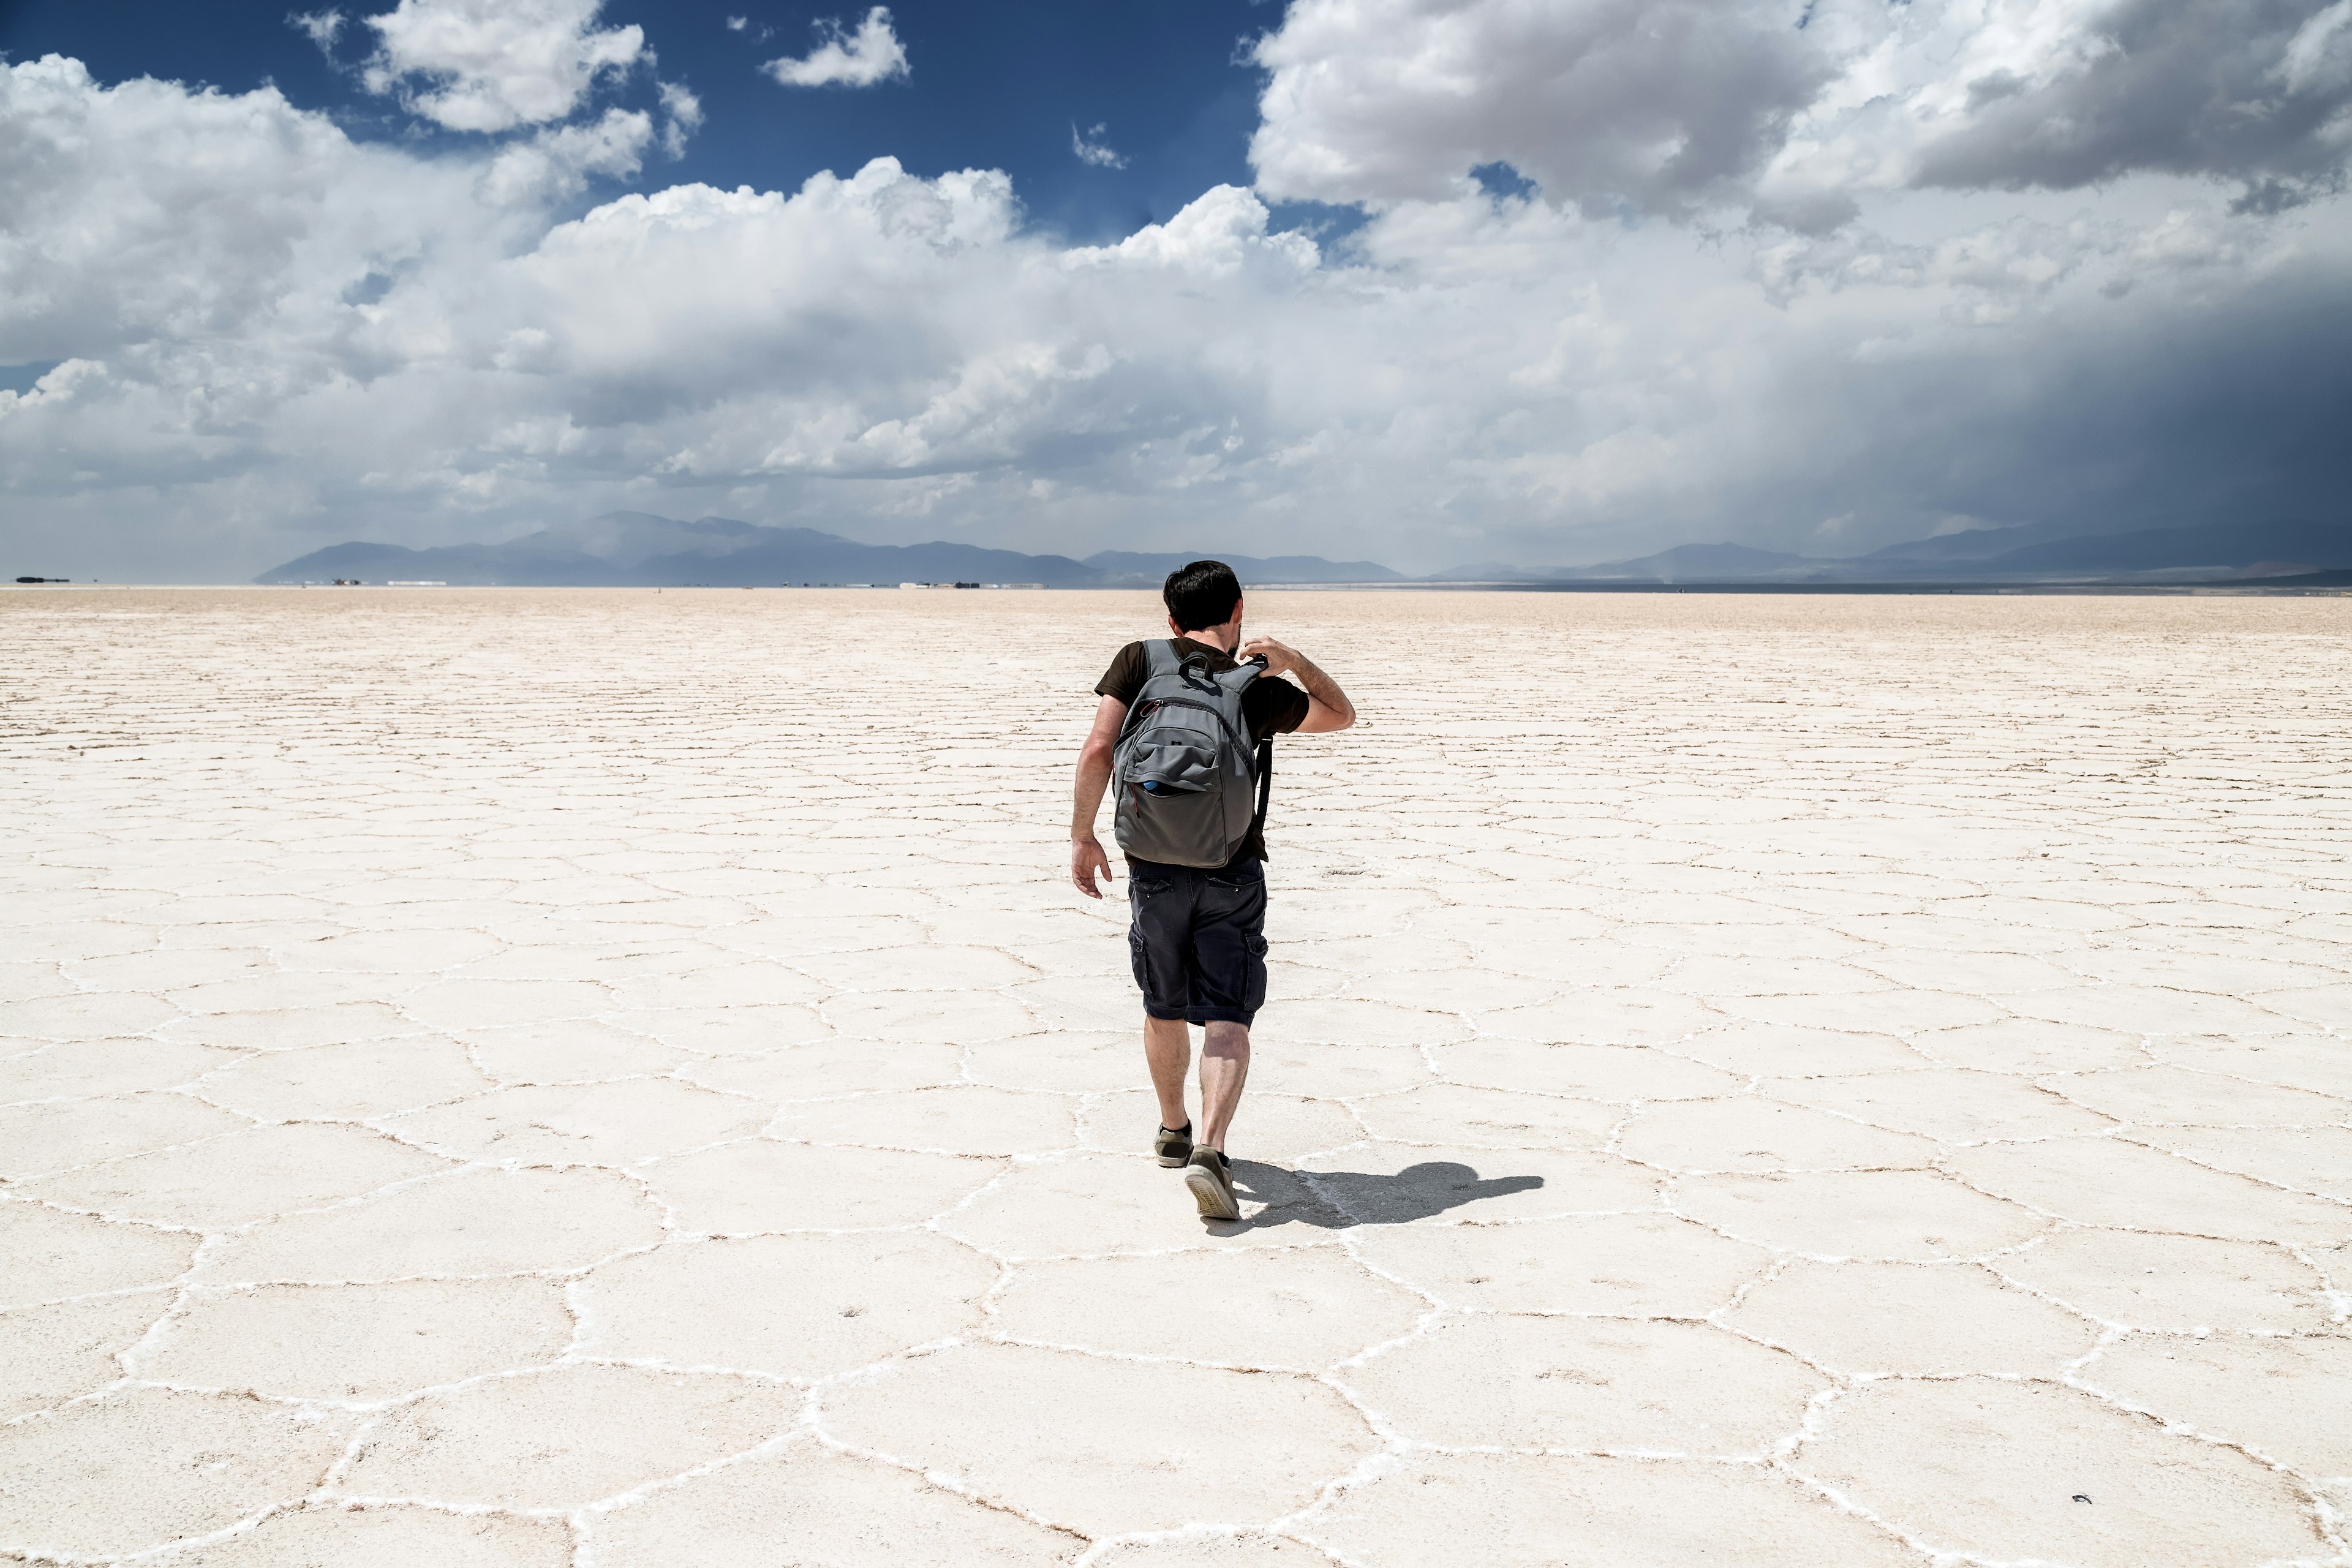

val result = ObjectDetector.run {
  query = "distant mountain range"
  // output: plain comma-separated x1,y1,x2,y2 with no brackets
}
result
1429,519,2352,584
255,513,1406,589
255,513,2352,588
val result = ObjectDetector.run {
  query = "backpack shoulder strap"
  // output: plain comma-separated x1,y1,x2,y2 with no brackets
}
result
1216,655,1266,695
1117,641,1196,747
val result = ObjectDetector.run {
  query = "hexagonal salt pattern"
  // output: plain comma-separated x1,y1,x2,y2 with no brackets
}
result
2,587,2348,1564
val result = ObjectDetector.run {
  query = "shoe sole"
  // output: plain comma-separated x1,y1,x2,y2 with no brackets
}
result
1156,1151,1189,1169
1185,1161,1241,1221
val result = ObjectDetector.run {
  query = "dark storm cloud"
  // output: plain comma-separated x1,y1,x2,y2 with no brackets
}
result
1694,254,2352,554
1917,260,2352,530
1916,0,2352,207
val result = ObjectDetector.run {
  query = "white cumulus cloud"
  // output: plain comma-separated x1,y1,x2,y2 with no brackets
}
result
657,80,703,157
764,7,909,88
290,9,345,51
479,105,656,203
360,0,645,132
1250,0,1830,215
1072,121,1126,168
1067,186,1317,276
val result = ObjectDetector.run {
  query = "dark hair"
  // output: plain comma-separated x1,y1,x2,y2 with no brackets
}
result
1163,559,1243,632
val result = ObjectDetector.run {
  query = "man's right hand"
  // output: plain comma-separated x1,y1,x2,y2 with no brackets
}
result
1071,836,1115,899
1238,635,1302,677
1245,637,1356,734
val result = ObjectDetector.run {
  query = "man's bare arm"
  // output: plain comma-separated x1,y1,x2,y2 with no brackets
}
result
1240,637,1355,734
1070,693,1126,898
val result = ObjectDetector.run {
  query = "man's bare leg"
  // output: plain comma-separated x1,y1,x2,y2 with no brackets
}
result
1198,1020,1251,1152
1144,1015,1192,1132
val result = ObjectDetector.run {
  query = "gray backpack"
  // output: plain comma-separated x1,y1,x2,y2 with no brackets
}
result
1112,641,1273,868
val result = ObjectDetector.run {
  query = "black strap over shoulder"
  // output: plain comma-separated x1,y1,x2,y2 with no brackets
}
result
1252,736,1273,839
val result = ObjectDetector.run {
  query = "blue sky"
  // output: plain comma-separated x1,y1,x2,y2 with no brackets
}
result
0,0,1275,241
3,0,2350,579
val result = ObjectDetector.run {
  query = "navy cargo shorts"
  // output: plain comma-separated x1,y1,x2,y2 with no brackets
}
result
1126,857,1267,1027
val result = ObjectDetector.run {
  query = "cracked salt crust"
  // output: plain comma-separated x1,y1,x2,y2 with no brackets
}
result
2,586,2350,1567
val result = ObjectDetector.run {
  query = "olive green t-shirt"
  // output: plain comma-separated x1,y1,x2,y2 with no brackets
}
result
1096,637,1310,864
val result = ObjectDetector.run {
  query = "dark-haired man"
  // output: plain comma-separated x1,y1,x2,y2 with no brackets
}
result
1070,560,1355,1219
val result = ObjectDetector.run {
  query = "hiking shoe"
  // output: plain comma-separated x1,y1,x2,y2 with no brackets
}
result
1154,1121,1194,1167
1184,1147,1240,1221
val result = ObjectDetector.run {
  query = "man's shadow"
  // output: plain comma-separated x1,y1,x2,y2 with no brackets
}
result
1218,1158,1543,1231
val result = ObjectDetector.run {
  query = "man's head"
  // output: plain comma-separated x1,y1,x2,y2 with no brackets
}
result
1163,559,1243,639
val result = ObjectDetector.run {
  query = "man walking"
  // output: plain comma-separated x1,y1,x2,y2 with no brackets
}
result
1070,560,1355,1219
